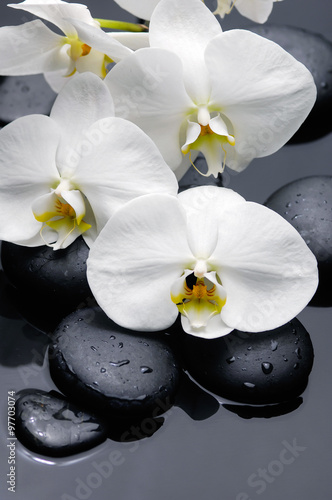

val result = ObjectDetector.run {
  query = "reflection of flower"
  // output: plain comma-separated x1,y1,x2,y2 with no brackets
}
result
87,186,318,339
0,73,177,250
215,0,283,23
0,0,132,92
106,0,316,179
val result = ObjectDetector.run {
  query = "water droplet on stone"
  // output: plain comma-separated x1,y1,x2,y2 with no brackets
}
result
271,340,278,351
295,347,302,359
286,202,292,208
100,368,106,373
109,335,116,340
109,360,130,367
118,342,123,349
293,363,299,370
90,346,98,352
140,366,153,374
226,356,235,364
262,362,273,374
320,81,328,89
243,382,256,389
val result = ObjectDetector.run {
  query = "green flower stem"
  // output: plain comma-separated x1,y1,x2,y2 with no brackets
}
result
95,19,148,32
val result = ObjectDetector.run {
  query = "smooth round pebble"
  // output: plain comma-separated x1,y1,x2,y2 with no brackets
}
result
15,389,108,457
49,307,181,417
182,318,314,405
265,175,332,305
1,237,91,309
249,24,332,142
0,75,56,126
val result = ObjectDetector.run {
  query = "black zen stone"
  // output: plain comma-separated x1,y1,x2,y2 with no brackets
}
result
15,390,108,457
264,176,332,306
1,237,92,310
249,24,332,142
49,307,181,417
182,318,314,405
0,75,56,126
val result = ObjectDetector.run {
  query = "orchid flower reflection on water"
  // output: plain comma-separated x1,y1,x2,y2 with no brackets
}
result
0,73,178,250
0,0,135,92
106,0,316,180
87,186,318,339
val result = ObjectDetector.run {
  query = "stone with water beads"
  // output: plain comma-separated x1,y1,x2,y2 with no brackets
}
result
181,318,314,405
49,307,181,418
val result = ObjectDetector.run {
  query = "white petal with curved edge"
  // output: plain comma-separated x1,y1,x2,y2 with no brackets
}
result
149,0,221,102
205,30,317,171
179,186,246,261
106,48,194,170
50,73,115,176
113,0,160,19
68,19,133,62
9,0,98,36
44,217,84,250
32,191,58,221
208,202,318,332
235,0,274,23
71,117,179,232
109,32,150,51
0,115,61,243
61,189,86,224
0,21,69,75
87,194,195,331
44,69,74,93
75,48,106,77
181,120,201,153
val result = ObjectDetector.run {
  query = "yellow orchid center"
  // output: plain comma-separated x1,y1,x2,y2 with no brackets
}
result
171,274,227,329
64,36,111,79
67,37,92,61
55,198,76,218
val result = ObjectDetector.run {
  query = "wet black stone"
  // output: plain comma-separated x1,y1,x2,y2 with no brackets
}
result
49,307,181,417
182,318,314,405
1,237,92,313
15,389,108,457
249,24,332,142
0,75,56,126
264,175,332,305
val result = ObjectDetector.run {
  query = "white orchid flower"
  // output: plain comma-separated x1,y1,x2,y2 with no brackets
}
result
215,0,283,23
0,0,134,92
87,186,318,339
0,72,178,251
106,0,316,179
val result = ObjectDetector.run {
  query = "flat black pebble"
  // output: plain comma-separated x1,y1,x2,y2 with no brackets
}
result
182,318,314,405
15,389,108,457
49,307,181,417
0,75,56,126
265,175,332,305
249,24,332,142
1,237,92,310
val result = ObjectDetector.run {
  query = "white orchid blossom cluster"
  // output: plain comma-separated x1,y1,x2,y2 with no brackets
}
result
0,0,319,339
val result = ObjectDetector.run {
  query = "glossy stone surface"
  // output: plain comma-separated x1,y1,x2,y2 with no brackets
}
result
1,237,92,310
15,389,108,457
249,24,332,142
265,175,332,305
49,307,181,417
0,75,56,126
182,318,314,405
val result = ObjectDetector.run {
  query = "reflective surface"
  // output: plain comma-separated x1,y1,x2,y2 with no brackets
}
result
1,1,332,499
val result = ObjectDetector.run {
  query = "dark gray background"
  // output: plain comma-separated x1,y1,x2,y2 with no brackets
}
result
0,1,331,499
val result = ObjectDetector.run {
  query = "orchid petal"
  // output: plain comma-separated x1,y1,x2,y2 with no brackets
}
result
109,32,150,51
45,216,86,250
71,117,178,232
208,201,318,332
68,18,133,62
74,48,107,77
32,191,59,222
113,0,160,20
44,69,74,93
0,115,61,243
60,189,86,224
0,20,69,75
106,48,194,170
181,120,201,155
87,194,195,331
181,313,233,339
235,0,274,23
205,30,316,171
8,0,98,37
50,73,115,176
149,0,221,102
